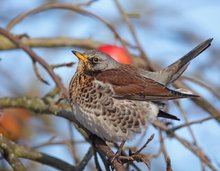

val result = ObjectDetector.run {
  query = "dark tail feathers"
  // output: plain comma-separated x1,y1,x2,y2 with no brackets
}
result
163,38,213,85
157,110,180,121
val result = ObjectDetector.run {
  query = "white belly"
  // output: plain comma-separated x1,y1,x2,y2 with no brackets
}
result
72,100,159,142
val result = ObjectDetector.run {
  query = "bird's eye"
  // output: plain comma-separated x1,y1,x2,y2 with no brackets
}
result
92,57,99,63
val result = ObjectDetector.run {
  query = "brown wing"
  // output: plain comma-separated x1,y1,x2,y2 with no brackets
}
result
96,65,196,101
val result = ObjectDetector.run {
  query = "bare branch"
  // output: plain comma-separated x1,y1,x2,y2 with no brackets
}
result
181,76,220,100
170,116,220,132
0,135,26,171
6,2,127,47
33,61,50,85
94,149,102,171
0,134,75,171
134,133,154,155
76,0,98,7
0,36,103,50
94,136,125,171
113,0,153,70
76,146,93,171
174,81,220,122
0,96,126,171
153,121,218,171
174,101,198,145
0,27,68,98
51,62,75,70
159,131,173,171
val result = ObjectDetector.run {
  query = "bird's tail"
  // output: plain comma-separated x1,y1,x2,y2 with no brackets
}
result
157,110,180,121
161,38,213,85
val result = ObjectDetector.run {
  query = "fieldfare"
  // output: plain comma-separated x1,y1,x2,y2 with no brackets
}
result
69,38,212,142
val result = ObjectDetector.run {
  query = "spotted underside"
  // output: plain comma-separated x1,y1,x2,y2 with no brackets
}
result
69,72,159,142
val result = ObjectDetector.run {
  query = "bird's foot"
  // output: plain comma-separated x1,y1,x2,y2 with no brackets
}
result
110,140,126,164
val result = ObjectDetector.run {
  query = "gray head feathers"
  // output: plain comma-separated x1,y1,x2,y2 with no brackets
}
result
83,50,120,71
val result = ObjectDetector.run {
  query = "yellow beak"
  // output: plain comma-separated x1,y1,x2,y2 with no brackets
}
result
72,51,88,62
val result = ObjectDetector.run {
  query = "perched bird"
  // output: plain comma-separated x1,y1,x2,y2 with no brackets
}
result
69,38,212,142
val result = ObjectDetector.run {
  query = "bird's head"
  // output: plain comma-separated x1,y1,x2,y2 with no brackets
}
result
72,50,120,74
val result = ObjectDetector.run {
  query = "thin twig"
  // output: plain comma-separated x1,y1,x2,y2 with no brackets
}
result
174,80,220,122
170,115,220,132
153,121,218,171
134,134,154,155
181,76,220,100
33,61,49,85
67,120,80,164
6,2,127,47
51,62,75,69
0,36,103,50
76,146,93,171
94,149,102,171
98,152,111,171
175,135,217,171
32,139,86,149
0,96,126,171
113,0,153,70
0,135,26,171
119,153,151,170
94,136,125,171
0,134,75,171
174,101,197,143
111,140,126,164
159,131,173,171
76,0,98,7
0,27,68,98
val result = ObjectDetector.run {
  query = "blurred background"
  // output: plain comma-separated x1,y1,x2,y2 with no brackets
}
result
0,0,220,170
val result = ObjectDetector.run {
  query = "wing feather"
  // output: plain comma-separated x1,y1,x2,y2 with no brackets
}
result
95,65,196,101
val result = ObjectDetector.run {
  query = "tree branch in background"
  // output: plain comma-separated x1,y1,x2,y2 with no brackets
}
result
113,0,153,70
0,36,103,50
1,96,218,170
174,81,220,122
6,2,128,49
0,135,76,171
153,121,217,171
0,135,26,171
0,96,125,171
0,27,68,98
